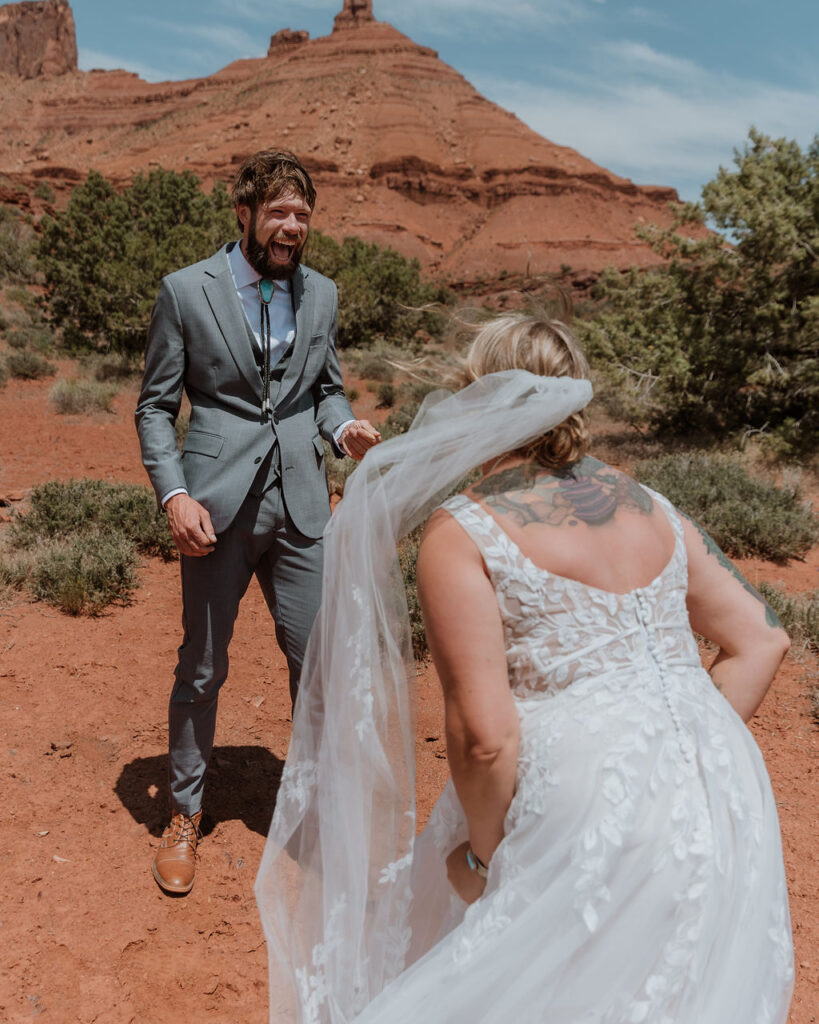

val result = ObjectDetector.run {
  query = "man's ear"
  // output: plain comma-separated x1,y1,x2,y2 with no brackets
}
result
237,204,252,229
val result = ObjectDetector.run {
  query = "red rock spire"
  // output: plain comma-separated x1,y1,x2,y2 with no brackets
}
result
333,0,375,31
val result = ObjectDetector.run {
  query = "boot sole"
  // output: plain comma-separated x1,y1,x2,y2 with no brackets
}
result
152,860,195,894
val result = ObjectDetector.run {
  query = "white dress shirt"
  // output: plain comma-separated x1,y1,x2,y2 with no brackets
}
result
228,241,295,365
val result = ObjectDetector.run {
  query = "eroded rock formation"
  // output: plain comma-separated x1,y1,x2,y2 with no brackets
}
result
0,0,76,78
0,3,692,285
268,28,309,55
334,0,375,31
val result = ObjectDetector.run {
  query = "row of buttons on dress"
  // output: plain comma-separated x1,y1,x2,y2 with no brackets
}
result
634,590,696,766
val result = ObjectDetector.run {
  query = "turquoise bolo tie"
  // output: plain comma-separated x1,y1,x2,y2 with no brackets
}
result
258,279,275,416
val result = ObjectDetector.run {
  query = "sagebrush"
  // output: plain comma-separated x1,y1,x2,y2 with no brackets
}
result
3,479,175,615
634,452,817,562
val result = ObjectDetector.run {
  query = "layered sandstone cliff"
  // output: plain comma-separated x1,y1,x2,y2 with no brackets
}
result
0,0,76,77
0,2,685,283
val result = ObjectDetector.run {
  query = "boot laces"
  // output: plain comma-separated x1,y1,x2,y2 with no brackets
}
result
167,812,202,845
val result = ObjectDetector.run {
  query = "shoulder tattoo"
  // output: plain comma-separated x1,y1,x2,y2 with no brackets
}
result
680,510,783,629
472,457,654,528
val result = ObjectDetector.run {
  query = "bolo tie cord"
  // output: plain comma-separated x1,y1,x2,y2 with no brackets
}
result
258,281,273,416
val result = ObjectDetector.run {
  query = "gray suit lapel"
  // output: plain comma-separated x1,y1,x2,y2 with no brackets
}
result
277,267,314,408
202,246,263,401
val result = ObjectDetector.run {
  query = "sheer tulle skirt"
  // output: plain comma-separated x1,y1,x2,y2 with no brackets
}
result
352,675,793,1024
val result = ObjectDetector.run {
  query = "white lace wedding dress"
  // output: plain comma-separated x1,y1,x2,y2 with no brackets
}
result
351,491,794,1024
256,374,793,1024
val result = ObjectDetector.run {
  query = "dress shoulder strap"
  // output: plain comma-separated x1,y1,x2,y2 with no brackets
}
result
439,493,526,577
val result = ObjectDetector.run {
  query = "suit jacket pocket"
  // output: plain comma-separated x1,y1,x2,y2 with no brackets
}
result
183,429,225,458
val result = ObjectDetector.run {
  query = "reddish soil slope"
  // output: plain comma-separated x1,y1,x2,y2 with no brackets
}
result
0,368,816,1023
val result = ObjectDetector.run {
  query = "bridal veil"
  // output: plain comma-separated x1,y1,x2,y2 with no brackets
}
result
255,371,593,1023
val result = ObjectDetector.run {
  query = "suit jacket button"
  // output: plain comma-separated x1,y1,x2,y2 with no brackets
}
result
254,456,262,464
273,413,279,424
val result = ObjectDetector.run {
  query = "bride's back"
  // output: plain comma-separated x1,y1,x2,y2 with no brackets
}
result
466,454,674,596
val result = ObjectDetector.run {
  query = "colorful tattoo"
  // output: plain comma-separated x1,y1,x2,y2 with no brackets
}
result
680,511,783,629
471,457,654,529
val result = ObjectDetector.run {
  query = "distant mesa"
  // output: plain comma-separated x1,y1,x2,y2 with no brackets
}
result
0,0,692,286
0,0,76,77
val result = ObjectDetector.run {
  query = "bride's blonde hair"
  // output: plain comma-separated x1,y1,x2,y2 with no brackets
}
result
459,311,591,470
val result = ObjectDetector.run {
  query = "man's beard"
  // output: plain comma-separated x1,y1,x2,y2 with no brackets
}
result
244,220,305,280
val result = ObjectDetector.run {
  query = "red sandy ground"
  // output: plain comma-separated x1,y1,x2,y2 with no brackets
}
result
0,368,816,1024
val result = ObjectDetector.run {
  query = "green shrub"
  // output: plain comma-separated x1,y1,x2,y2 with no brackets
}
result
5,285,37,309
323,440,357,497
304,232,452,348
38,169,236,355
4,478,175,614
398,525,427,660
27,532,139,615
33,181,56,203
174,411,190,449
578,130,819,456
381,399,422,440
376,382,395,408
0,359,7,389
80,351,140,382
51,377,119,414
0,205,36,282
6,324,53,352
634,452,818,561
11,478,175,560
758,584,819,652
356,352,395,382
6,349,56,379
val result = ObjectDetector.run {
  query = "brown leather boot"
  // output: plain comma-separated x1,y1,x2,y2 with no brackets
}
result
152,810,202,894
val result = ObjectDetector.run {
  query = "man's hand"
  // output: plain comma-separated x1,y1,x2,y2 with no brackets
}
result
165,494,217,556
445,841,487,905
338,419,381,461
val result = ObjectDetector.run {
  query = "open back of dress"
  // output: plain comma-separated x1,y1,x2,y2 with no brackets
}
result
353,490,793,1024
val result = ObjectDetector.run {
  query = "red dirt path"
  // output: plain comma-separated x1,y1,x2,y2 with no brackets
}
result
0,370,816,1023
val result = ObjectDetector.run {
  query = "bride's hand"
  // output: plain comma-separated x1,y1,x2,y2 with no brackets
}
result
446,841,487,904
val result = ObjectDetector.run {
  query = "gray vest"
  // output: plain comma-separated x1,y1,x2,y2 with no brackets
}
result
246,317,296,498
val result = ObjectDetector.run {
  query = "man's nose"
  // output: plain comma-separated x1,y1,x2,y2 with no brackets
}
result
282,213,300,234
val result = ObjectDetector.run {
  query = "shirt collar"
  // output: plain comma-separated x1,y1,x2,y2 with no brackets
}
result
228,241,292,294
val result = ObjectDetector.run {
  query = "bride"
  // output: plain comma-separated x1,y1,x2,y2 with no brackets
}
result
255,312,794,1023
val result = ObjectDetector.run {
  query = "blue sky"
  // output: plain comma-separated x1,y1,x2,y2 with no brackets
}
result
72,0,818,203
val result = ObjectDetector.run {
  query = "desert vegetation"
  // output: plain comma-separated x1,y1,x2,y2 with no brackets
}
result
578,130,818,458
0,134,815,649
0,479,174,615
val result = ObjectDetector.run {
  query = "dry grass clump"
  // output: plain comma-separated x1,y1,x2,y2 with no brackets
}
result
51,377,119,415
758,584,819,653
6,349,56,380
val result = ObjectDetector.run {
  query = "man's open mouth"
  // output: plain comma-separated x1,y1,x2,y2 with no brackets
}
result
271,239,295,263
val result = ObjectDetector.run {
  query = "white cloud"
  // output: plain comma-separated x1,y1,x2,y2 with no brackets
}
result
602,40,702,80
625,6,674,29
77,47,169,82
209,0,336,19
472,44,818,201
378,0,591,35
140,19,259,56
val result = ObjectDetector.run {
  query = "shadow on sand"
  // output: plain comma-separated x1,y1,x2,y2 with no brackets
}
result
115,744,284,838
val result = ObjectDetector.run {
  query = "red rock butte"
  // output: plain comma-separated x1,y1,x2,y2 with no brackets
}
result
0,0,686,283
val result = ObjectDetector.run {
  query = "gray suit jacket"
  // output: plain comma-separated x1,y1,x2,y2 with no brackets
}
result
135,243,354,539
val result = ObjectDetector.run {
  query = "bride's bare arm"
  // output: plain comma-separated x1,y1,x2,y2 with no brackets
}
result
418,509,520,892
682,515,790,722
